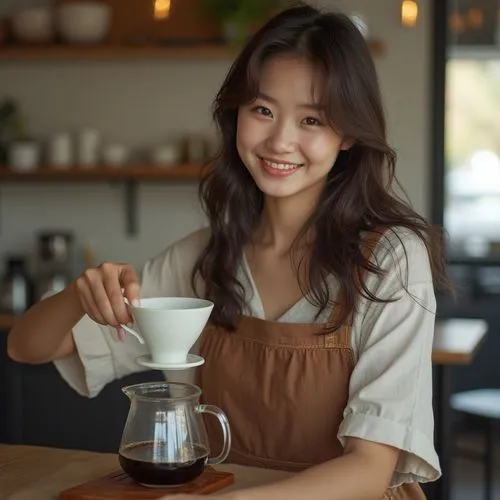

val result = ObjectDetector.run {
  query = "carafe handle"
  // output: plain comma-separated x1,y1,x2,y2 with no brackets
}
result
197,404,231,465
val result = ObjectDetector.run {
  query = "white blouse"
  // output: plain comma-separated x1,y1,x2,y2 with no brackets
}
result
53,226,441,487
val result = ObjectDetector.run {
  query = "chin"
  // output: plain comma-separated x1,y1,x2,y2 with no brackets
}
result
250,175,303,199
261,187,299,199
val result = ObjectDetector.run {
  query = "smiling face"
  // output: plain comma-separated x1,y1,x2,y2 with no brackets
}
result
236,55,349,201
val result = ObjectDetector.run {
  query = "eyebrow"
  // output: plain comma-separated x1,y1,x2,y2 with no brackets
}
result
256,92,324,111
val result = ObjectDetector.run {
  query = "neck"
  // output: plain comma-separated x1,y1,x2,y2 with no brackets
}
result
253,186,323,254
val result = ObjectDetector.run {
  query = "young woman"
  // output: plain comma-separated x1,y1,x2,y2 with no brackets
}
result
8,4,448,499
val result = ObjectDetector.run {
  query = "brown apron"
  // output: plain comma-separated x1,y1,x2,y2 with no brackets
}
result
196,239,427,499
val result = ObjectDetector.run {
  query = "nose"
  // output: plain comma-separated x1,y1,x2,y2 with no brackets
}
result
265,120,297,154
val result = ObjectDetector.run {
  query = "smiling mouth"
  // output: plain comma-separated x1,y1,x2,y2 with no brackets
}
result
259,157,304,171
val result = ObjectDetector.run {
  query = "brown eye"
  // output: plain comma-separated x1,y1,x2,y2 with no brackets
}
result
252,106,272,117
303,117,321,126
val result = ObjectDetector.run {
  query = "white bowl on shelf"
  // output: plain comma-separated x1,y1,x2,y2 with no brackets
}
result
56,2,111,45
11,7,54,44
102,144,129,167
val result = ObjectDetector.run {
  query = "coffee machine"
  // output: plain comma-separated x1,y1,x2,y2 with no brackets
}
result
33,230,74,300
0,256,34,314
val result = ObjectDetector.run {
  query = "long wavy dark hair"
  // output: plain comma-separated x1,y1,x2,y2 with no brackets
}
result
192,3,449,332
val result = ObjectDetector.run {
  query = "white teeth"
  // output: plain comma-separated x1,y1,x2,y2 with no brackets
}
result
262,159,301,170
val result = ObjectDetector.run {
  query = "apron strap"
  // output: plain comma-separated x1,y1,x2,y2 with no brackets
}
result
324,326,351,347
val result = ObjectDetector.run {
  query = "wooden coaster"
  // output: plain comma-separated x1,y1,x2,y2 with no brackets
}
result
59,467,234,499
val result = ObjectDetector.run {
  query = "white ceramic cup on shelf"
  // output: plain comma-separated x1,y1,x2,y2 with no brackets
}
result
9,141,40,172
12,7,54,44
56,2,111,45
48,133,73,168
121,297,214,365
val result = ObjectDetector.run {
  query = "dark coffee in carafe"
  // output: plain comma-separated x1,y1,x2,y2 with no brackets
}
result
119,441,209,486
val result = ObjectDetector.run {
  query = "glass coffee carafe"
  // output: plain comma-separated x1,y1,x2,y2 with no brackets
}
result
119,382,231,488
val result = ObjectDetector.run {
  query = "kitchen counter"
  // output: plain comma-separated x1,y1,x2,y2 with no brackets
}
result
0,444,293,500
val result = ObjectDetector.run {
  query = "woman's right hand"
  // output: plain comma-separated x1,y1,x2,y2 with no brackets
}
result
74,262,141,340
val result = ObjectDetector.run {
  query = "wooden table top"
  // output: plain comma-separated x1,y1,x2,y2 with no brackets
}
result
0,444,292,500
1,314,488,366
431,318,488,365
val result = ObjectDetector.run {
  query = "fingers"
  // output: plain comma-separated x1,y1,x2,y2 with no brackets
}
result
101,263,131,325
116,327,126,341
75,276,107,325
74,262,141,331
120,266,141,307
86,270,120,327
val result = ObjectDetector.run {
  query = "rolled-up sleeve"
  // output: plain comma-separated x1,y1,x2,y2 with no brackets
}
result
338,230,441,486
53,316,149,398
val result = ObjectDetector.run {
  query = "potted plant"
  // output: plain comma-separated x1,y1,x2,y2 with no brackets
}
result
203,0,284,46
7,107,40,173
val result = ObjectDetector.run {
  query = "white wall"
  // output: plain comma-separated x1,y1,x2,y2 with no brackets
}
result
0,0,432,272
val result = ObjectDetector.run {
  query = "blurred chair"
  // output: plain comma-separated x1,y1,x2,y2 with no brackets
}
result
451,389,500,500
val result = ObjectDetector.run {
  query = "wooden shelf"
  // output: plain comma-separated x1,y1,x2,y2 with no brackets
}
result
0,163,206,181
0,40,385,61
0,44,237,61
0,163,206,236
